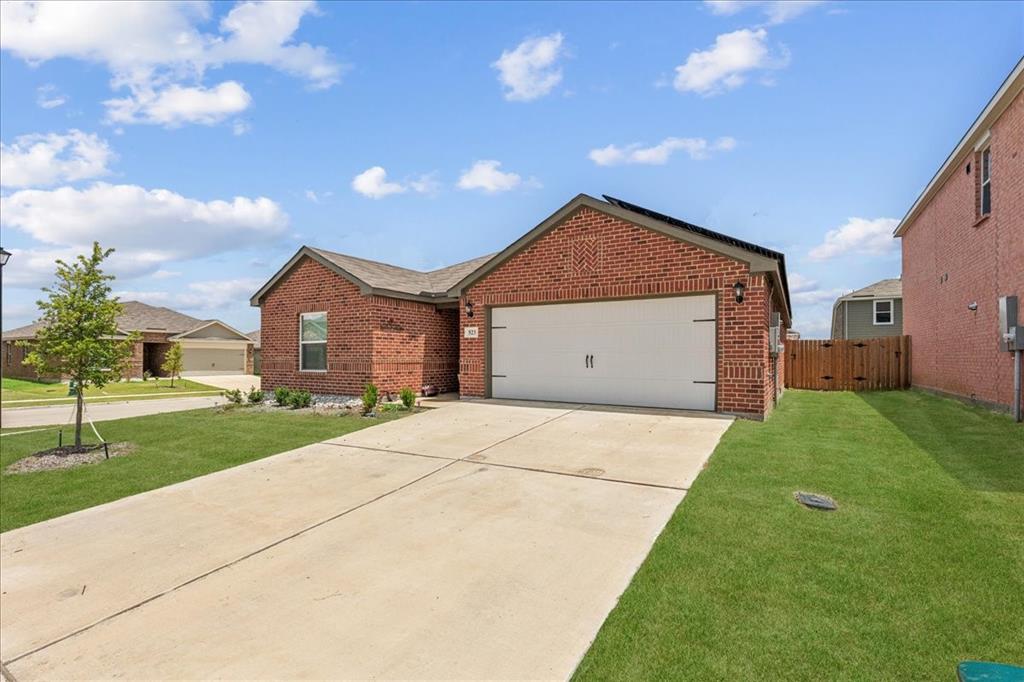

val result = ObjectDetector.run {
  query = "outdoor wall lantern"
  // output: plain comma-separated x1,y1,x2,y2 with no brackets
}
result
733,281,746,304
465,300,475,318
0,247,10,267
968,302,978,311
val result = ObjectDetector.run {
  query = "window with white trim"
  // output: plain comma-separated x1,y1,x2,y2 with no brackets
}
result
873,299,894,326
299,312,327,371
980,147,992,216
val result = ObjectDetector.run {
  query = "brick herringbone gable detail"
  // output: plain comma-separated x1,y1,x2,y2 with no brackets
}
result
571,238,601,275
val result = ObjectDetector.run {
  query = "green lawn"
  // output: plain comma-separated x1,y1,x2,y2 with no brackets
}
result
574,390,1024,681
1,376,222,407
0,406,407,532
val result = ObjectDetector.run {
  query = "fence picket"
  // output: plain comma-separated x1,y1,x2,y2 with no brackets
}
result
784,336,911,391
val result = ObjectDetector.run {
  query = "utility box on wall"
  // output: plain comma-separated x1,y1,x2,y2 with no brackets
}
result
769,312,783,356
998,295,1022,352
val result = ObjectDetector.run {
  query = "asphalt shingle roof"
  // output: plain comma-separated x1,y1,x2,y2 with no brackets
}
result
309,248,495,297
2,301,208,340
838,278,902,301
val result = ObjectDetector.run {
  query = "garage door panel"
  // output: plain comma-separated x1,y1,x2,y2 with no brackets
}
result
491,296,717,411
182,348,245,375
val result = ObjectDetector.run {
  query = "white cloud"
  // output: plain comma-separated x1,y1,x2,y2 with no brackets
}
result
116,277,265,312
232,119,252,136
0,0,341,128
304,189,333,203
208,1,342,90
105,81,252,127
808,217,900,261
352,166,407,199
704,1,745,15
408,172,441,197
492,33,565,102
589,136,736,166
456,160,524,193
151,269,181,279
703,1,823,24
1,246,171,288
36,84,68,109
351,167,440,199
673,28,788,96
788,272,817,293
0,182,289,288
1,130,115,188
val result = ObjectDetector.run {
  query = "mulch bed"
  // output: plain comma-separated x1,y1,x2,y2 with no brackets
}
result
4,442,137,475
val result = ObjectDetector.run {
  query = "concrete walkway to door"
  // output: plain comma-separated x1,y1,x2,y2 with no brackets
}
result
0,400,732,680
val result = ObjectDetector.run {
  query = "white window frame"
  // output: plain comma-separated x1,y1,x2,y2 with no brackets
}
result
873,299,894,326
299,312,328,372
980,146,992,216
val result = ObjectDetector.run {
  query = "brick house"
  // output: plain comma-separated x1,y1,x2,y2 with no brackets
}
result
253,194,791,418
894,58,1023,414
2,301,255,380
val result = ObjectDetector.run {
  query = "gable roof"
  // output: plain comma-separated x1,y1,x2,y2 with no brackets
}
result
894,57,1023,237
834,278,902,303
246,329,260,348
2,301,242,341
448,193,792,323
116,300,204,333
169,319,252,342
249,246,494,306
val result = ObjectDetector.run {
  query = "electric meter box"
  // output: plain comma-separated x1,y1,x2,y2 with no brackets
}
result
998,295,1022,352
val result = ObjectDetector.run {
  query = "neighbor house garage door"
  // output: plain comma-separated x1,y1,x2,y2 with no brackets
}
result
182,348,245,375
490,295,716,410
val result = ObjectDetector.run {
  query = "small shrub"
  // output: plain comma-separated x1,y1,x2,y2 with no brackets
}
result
223,388,243,404
361,382,379,415
380,402,402,413
247,386,264,404
142,370,152,382
288,389,311,409
274,386,292,406
399,387,416,409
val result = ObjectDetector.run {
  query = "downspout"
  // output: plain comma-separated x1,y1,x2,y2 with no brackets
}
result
1015,349,1022,423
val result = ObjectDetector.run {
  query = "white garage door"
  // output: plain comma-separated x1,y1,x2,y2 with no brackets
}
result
490,295,717,410
182,348,245,375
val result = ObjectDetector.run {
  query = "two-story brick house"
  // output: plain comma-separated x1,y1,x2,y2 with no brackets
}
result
895,58,1023,413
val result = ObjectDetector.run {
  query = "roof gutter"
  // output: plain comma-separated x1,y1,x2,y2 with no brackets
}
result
894,57,1023,238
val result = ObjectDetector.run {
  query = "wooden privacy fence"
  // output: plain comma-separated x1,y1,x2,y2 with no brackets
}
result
785,336,911,391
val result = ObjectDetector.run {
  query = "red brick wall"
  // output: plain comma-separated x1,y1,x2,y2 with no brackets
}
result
458,206,775,417
260,257,374,396
371,296,459,395
900,90,1023,413
1,341,58,380
259,255,458,397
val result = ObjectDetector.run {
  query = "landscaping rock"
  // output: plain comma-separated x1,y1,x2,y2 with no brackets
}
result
5,442,136,474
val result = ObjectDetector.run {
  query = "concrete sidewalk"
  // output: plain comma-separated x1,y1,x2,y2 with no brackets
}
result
1,395,226,429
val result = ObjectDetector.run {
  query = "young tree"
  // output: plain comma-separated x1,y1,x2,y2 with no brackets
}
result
161,342,184,387
21,243,139,447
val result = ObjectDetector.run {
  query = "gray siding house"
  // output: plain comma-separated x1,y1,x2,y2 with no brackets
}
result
831,278,903,339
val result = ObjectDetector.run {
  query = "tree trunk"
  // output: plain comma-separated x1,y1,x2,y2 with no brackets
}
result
74,383,84,447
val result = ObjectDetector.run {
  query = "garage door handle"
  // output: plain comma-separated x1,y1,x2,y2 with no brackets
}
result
585,354,590,368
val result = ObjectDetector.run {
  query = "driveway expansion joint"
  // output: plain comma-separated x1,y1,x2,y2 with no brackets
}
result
2,457,459,666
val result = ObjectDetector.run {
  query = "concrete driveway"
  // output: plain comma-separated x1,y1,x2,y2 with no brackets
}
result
0,400,731,680
186,373,261,391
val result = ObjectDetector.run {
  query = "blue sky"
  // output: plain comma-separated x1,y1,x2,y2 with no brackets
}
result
1,1,1021,337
